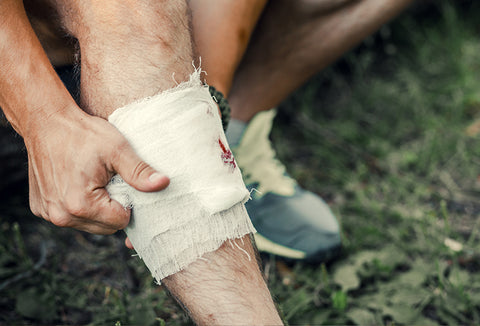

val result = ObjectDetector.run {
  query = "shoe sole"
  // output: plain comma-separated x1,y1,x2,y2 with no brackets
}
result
254,232,341,263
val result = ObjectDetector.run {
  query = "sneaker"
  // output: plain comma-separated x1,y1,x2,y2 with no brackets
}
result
226,109,341,263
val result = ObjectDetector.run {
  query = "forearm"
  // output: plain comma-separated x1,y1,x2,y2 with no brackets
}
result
0,0,77,137
2,1,282,323
0,0,168,235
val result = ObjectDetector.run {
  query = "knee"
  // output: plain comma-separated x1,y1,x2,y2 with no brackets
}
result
57,0,190,47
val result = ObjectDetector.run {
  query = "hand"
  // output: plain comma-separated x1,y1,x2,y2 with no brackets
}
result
125,237,134,249
25,108,169,234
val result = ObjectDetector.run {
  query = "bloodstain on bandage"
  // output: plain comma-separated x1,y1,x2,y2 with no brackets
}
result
218,139,236,169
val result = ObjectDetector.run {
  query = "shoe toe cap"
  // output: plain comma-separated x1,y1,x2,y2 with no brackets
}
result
247,186,341,262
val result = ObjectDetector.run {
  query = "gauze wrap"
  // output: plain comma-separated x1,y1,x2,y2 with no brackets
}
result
106,72,255,281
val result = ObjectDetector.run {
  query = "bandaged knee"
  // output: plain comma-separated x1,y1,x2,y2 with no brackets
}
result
106,71,255,281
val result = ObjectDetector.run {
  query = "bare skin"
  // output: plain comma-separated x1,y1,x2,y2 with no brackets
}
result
163,237,282,325
0,0,170,235
2,0,417,323
14,0,416,234
227,0,416,122
188,0,268,96
1,0,282,324
24,0,416,122
1,0,417,323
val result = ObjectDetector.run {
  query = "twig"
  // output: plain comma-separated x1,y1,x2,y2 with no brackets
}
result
0,242,47,291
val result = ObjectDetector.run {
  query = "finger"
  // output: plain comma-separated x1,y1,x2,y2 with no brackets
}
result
55,204,125,235
125,237,134,249
43,198,120,234
56,186,130,233
27,159,48,220
111,143,169,192
85,188,132,230
66,218,120,235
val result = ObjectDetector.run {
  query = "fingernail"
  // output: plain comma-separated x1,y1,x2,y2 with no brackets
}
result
149,172,165,184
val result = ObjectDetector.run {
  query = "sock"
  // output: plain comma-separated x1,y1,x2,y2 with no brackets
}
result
225,118,247,148
106,70,255,281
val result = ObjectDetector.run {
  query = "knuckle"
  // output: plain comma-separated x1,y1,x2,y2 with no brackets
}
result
29,198,49,222
29,201,41,217
48,208,72,228
108,139,132,171
111,138,131,160
63,195,89,218
29,193,41,217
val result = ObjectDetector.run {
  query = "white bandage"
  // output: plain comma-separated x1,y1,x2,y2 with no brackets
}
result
106,71,255,281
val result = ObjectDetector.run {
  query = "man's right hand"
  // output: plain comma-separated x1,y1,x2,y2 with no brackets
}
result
25,108,169,234
0,0,169,235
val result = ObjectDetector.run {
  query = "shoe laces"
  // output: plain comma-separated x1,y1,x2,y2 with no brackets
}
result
233,109,296,198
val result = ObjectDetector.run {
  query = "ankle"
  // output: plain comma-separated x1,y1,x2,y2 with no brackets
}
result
229,94,268,123
225,119,247,147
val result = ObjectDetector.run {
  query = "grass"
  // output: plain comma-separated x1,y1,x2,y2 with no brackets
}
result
1,1,480,325
271,1,480,324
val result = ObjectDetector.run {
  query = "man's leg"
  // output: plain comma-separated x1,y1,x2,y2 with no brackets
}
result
228,0,416,121
189,0,267,96
190,0,415,262
53,1,281,324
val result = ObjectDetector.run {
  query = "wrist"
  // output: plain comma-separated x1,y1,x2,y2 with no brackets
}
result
0,0,80,139
21,100,85,147
18,93,79,137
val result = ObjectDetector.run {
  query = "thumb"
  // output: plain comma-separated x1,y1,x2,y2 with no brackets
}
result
111,144,169,192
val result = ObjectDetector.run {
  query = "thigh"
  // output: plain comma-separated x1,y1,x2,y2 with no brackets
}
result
189,0,267,95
